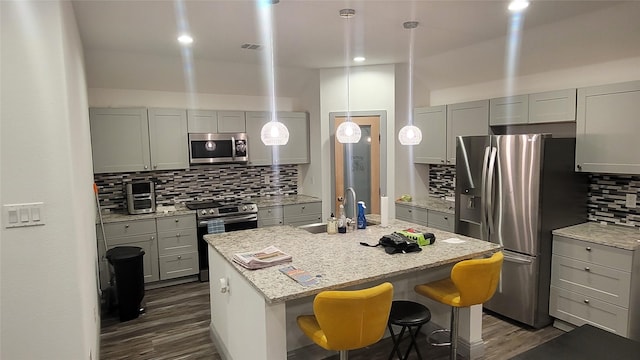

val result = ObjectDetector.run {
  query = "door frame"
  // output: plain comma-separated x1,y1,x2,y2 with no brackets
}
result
329,110,388,215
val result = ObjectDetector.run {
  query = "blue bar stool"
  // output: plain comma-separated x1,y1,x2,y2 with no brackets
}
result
387,300,432,360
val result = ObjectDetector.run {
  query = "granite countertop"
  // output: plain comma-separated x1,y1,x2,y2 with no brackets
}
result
553,222,640,251
98,194,321,224
396,197,455,214
204,218,500,304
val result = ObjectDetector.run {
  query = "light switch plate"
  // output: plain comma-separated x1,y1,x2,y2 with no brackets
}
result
626,194,637,208
3,202,45,228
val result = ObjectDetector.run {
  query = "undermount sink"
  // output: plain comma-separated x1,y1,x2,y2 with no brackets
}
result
298,219,380,234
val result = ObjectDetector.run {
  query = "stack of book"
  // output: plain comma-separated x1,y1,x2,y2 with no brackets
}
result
232,245,292,270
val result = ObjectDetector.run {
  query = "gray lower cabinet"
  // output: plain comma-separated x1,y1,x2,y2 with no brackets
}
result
89,107,188,173
157,215,198,280
258,202,322,227
575,80,640,174
97,214,198,289
97,218,159,289
549,235,640,340
246,111,309,166
283,202,322,226
258,206,284,227
395,204,454,232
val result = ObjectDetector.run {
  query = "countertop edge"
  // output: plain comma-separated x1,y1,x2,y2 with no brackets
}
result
552,222,640,251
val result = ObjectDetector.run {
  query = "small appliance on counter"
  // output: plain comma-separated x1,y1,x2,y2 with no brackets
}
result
125,181,156,214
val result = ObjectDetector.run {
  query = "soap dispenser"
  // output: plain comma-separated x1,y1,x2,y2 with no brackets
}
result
338,204,347,233
357,201,367,229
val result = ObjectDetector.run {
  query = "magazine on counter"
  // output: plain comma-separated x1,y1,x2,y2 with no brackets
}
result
232,245,292,270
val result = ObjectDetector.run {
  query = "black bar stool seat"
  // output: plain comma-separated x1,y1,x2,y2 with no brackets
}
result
387,300,432,360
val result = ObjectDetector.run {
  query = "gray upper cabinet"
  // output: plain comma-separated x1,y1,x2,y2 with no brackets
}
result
446,100,489,165
490,89,576,126
413,105,447,164
528,89,576,124
276,112,309,165
217,111,246,133
89,107,151,173
576,80,640,174
187,109,217,133
148,108,189,171
245,111,309,166
245,111,273,166
489,95,529,126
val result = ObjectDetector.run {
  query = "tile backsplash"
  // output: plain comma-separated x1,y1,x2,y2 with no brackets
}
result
94,165,298,212
588,174,639,228
428,166,640,229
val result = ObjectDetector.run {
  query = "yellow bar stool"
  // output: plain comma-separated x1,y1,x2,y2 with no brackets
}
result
296,282,394,360
414,251,503,360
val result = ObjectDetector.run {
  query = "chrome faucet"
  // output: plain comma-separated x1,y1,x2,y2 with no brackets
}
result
345,187,357,230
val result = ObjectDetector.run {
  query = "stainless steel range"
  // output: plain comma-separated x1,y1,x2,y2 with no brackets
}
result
186,200,258,281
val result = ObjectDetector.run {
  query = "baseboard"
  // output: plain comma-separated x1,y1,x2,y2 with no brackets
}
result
209,323,232,360
422,322,486,359
145,275,198,290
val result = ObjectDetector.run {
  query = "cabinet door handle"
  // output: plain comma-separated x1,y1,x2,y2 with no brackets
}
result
440,159,445,163
176,233,180,237
125,224,129,229
151,236,155,240
444,216,449,220
584,267,590,272
586,247,592,251
175,219,179,222
577,164,582,171
408,209,412,213
154,164,158,169
144,165,148,169
178,255,182,260
584,299,590,304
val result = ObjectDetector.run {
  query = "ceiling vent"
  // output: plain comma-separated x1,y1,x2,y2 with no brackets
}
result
241,43,262,50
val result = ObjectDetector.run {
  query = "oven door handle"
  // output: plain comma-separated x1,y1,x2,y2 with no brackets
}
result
198,214,258,227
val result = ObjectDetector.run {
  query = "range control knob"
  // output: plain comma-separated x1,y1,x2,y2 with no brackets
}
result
209,209,215,214
242,206,247,211
201,210,207,216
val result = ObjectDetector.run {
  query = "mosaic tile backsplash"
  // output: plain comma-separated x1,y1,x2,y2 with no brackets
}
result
94,164,298,213
428,166,639,229
588,174,639,228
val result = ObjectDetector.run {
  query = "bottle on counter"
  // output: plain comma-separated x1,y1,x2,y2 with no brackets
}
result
357,201,367,229
338,204,347,233
326,212,338,234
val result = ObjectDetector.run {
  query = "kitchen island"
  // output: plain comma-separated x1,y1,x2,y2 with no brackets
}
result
204,218,501,360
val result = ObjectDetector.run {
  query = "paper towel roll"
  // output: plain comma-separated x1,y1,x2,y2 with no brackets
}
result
380,196,389,227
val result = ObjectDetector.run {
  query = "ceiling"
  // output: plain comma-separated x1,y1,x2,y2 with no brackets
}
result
72,0,640,93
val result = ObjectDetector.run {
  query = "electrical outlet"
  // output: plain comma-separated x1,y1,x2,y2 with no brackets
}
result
263,174,270,185
626,194,637,208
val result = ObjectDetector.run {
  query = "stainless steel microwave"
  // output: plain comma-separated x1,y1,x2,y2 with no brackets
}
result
188,133,248,164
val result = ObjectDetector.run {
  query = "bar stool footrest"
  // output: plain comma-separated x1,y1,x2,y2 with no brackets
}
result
427,328,452,347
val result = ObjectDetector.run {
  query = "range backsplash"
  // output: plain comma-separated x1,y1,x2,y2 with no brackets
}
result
428,165,640,229
94,165,298,213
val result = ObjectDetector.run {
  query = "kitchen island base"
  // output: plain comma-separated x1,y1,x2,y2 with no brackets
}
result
208,246,486,360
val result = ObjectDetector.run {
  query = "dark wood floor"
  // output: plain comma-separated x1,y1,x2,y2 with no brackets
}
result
100,281,564,360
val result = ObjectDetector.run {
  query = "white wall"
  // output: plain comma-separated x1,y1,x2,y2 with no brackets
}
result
319,65,396,217
1,1,99,359
430,56,640,105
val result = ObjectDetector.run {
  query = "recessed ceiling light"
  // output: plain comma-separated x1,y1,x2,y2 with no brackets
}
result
178,34,194,45
508,0,530,13
339,8,355,19
353,56,365,62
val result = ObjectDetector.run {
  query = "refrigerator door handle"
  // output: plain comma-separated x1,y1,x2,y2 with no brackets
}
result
486,146,497,238
503,252,534,265
480,146,491,240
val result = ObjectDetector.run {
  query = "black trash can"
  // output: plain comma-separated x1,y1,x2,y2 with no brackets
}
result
106,246,145,322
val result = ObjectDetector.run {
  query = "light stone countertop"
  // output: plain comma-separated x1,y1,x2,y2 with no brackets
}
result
98,206,196,224
553,222,640,251
396,197,455,214
204,218,501,304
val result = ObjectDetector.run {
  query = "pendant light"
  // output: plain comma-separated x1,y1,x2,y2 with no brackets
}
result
398,21,423,146
258,0,289,146
336,8,362,144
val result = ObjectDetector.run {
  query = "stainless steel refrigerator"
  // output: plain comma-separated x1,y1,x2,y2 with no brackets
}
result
455,134,587,328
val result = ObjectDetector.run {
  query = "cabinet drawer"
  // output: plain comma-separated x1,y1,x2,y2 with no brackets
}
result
551,254,631,307
549,286,629,337
428,210,454,232
553,236,633,272
285,215,323,227
258,206,284,221
284,202,322,218
101,219,156,238
157,228,198,256
159,252,199,280
156,214,196,232
395,204,428,226
258,218,283,227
